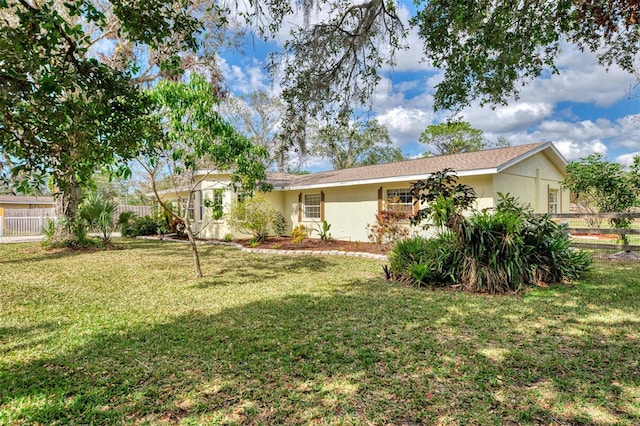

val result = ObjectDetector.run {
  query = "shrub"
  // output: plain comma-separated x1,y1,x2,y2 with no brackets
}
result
41,218,56,241
169,217,186,236
402,172,592,293
121,215,163,238
272,211,289,236
226,194,278,242
522,210,592,284
366,208,410,246
388,233,461,287
315,220,332,242
462,209,528,293
291,224,308,247
42,216,96,250
117,211,138,230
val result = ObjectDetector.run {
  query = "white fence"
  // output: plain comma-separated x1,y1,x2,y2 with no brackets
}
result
116,205,152,218
0,205,152,237
0,216,56,237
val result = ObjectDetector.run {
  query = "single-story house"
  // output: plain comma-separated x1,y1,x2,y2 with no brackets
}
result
156,141,569,242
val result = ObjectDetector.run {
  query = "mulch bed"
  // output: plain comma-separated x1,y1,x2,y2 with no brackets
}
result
232,236,390,255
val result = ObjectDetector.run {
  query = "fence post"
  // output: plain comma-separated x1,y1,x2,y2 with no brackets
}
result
0,217,3,237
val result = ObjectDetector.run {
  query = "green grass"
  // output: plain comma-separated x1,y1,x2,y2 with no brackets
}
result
1,239,639,425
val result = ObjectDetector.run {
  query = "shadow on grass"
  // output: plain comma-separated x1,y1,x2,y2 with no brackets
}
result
2,270,639,424
195,254,336,287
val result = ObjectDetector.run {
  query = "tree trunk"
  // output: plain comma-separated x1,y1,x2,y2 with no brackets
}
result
184,218,203,278
53,178,83,242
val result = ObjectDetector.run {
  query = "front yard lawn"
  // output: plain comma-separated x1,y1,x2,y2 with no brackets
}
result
1,240,639,424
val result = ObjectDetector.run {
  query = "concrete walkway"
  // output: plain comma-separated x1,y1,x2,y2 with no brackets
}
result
0,235,44,244
0,233,121,244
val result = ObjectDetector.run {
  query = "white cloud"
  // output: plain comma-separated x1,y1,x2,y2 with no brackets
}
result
219,57,271,95
372,77,408,110
612,115,640,151
375,107,433,147
615,152,640,166
518,45,635,107
463,102,555,133
553,139,608,161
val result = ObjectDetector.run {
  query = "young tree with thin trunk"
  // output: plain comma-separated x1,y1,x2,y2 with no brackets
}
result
143,74,268,278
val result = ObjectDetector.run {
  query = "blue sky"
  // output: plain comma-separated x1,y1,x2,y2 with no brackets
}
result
219,2,640,171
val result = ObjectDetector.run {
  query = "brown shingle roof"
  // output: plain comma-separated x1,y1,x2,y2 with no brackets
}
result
265,142,560,189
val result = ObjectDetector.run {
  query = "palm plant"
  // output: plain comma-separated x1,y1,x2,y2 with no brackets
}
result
79,192,118,244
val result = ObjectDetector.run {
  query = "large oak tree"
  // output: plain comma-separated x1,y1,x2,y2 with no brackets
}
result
239,0,639,139
0,0,235,241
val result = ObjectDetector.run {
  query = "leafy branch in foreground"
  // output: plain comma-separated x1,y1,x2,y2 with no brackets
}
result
239,0,639,133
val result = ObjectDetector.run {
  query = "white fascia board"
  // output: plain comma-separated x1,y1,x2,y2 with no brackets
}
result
280,168,498,191
148,186,191,198
194,169,230,177
496,142,566,173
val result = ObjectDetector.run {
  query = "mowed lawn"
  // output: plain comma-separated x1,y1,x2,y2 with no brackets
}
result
1,240,639,425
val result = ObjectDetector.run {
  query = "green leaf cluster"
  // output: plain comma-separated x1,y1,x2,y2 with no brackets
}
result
311,119,403,170
226,193,279,242
396,174,591,293
418,121,485,156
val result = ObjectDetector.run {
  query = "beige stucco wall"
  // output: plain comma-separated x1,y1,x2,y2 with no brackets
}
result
193,178,287,239
173,150,569,240
282,176,495,242
287,184,381,242
493,152,569,213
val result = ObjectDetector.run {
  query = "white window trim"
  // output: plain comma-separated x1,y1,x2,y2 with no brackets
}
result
386,188,413,214
303,193,321,220
548,188,559,214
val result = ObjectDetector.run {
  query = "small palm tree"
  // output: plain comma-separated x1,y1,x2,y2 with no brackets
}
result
79,192,118,245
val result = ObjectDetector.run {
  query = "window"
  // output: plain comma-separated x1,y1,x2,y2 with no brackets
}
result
548,188,559,213
386,188,413,214
304,194,321,219
203,189,224,220
181,195,195,220
198,191,204,221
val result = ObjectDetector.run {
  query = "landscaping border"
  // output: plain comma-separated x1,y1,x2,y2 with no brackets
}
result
141,235,388,261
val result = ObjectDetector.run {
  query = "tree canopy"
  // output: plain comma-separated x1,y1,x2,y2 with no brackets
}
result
0,0,210,237
562,153,640,243
419,121,485,157
563,154,640,213
311,119,403,170
240,0,639,137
